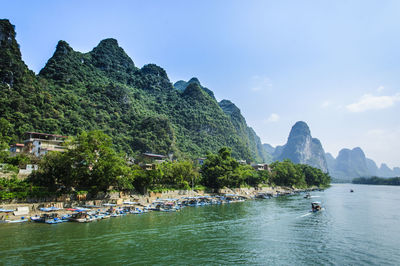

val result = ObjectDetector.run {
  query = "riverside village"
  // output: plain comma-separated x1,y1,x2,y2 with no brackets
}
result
0,131,323,224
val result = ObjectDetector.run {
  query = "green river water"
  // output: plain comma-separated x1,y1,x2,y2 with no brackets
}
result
1,183,400,265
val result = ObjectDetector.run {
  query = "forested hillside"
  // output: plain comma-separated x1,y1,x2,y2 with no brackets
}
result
0,19,268,162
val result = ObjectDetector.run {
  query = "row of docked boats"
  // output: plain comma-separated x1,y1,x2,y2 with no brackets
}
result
0,194,250,224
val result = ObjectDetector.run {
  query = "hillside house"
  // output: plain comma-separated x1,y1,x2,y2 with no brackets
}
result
251,163,271,171
138,153,168,170
23,132,68,157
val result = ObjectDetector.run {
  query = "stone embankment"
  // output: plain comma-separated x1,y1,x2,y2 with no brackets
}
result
0,186,321,221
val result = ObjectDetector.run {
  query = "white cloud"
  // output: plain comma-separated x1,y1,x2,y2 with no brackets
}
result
250,75,272,92
346,93,400,112
377,86,384,93
266,113,280,123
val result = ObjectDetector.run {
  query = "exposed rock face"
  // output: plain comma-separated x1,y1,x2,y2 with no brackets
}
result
276,121,328,172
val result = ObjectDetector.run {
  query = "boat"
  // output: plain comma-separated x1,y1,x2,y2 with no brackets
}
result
0,209,27,223
304,193,311,199
0,217,29,223
31,213,64,224
311,202,322,212
45,217,64,224
350,189,354,193
255,193,272,199
68,212,93,223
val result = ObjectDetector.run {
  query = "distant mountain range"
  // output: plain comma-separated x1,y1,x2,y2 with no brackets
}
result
264,121,400,180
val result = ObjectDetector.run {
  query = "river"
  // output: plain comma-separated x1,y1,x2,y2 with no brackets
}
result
1,183,399,265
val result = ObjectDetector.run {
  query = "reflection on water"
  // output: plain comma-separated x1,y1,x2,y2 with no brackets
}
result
1,184,400,265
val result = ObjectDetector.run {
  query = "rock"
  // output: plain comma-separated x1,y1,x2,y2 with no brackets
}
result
276,121,328,172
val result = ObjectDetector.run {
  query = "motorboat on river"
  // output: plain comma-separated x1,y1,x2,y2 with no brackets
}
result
311,202,322,212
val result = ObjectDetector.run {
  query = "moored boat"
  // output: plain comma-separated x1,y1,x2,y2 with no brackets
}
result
0,217,28,223
68,212,93,223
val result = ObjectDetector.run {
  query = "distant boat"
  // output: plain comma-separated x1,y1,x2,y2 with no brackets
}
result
311,202,322,212
304,193,311,199
350,189,354,193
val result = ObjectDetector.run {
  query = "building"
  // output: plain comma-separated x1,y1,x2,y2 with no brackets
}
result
141,153,167,164
9,143,24,154
251,163,271,171
23,132,68,157
138,153,168,170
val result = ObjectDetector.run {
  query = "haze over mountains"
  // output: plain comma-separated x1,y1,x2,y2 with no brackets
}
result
264,121,400,180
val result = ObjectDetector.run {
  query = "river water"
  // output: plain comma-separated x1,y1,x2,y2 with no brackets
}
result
1,184,399,265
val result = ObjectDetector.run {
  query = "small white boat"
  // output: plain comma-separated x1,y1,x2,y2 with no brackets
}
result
0,218,29,223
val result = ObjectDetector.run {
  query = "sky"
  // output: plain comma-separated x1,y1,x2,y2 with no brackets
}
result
2,0,400,167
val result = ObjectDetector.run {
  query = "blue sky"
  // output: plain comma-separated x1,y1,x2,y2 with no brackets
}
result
2,0,400,167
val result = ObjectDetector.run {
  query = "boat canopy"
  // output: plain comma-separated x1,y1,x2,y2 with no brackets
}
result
103,203,116,206
74,207,90,211
123,201,139,205
0,209,15,212
39,207,61,212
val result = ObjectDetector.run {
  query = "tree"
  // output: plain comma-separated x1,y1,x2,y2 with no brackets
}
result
270,159,306,187
29,130,133,193
201,147,242,190
0,118,12,162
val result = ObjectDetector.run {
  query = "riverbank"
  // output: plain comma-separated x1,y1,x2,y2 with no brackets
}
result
0,186,322,222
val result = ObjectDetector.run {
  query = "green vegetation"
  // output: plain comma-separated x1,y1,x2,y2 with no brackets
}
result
0,19,264,163
201,148,330,191
26,130,200,195
269,160,330,188
0,177,51,200
352,177,400,186
201,147,265,190
29,130,134,193
0,20,332,201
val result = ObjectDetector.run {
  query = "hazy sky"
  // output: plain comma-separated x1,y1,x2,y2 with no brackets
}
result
2,0,400,167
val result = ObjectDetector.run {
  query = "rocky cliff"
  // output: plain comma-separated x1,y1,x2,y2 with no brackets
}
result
274,121,328,172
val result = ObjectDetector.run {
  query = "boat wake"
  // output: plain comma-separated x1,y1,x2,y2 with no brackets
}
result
297,213,312,218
